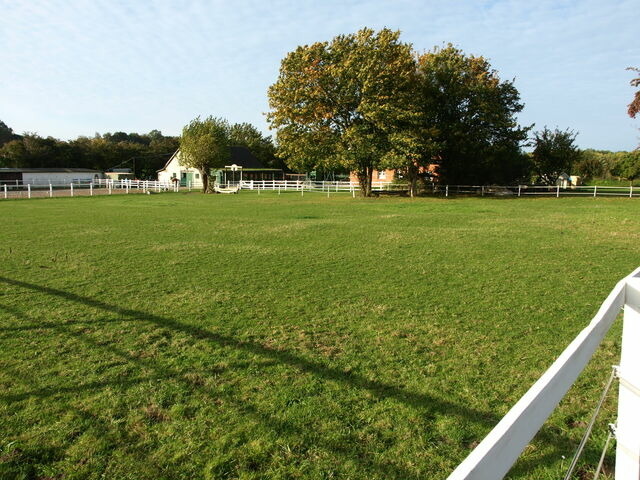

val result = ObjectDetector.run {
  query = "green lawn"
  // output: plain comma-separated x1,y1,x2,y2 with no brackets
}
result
1,192,638,479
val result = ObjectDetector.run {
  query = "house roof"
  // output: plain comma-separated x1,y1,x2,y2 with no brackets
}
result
0,168,102,173
158,146,266,172
228,146,264,169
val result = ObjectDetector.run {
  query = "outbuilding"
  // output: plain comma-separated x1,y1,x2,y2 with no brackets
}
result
0,168,104,185
158,147,284,186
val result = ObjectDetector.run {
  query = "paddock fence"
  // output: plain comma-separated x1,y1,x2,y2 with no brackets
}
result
448,266,640,479
2,179,639,200
0,179,177,199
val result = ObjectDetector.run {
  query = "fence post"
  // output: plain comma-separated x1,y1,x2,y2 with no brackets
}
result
630,185,633,198
482,185,484,196
90,183,93,196
518,185,521,197
278,185,281,195
49,184,53,198
594,185,597,198
556,184,560,198
3,184,6,199
615,277,640,477
446,185,449,197
28,184,31,199
301,184,304,197
70,183,73,197
352,186,355,198
108,182,112,195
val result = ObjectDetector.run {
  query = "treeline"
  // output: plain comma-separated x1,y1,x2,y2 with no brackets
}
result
0,120,281,179
574,149,640,181
0,121,179,179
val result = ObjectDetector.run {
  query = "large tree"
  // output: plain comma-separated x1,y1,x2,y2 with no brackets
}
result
180,116,231,193
267,28,422,196
531,127,581,184
416,45,530,185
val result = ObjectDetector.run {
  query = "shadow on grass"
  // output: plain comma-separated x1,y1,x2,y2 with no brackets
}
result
0,276,584,478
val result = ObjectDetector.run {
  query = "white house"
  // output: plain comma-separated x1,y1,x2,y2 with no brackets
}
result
157,148,284,186
157,150,202,186
0,168,104,185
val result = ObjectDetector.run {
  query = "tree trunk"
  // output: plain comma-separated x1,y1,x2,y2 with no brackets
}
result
407,164,419,198
201,170,212,193
357,167,373,197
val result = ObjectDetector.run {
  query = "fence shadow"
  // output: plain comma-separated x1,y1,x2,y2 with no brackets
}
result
0,276,586,477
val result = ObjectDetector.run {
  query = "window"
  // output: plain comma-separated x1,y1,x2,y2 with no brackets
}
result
378,170,387,179
195,173,200,179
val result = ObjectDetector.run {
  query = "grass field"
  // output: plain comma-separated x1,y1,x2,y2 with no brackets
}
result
1,191,638,479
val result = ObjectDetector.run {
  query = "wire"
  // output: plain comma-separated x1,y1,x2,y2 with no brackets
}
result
593,425,615,480
563,367,617,480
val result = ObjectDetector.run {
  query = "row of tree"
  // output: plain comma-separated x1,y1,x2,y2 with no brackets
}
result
0,123,180,178
0,120,279,180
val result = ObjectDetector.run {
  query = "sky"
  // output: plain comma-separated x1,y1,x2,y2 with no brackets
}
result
1,0,638,151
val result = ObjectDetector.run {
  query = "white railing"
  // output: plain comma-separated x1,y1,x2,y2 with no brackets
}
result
438,184,639,198
4,180,638,200
448,266,640,479
1,179,176,199
235,179,406,193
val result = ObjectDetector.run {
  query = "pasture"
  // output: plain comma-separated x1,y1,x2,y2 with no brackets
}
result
1,192,638,479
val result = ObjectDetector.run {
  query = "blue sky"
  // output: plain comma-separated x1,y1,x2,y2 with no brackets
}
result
1,0,638,150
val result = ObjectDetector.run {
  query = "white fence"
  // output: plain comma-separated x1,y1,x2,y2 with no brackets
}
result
438,184,639,198
448,266,640,479
203,181,640,198
3,179,639,200
0,179,176,199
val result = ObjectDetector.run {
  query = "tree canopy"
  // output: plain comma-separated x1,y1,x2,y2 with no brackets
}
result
180,116,231,193
268,32,532,192
531,127,581,184
228,123,279,169
267,28,422,196
416,44,530,185
628,67,640,119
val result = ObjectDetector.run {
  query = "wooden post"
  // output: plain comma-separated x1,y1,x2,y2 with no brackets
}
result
594,185,597,198
630,185,633,198
482,185,484,196
27,184,31,199
278,185,281,195
556,184,560,198
3,184,6,199
108,182,112,195
301,185,304,197
446,185,449,197
518,185,521,197
49,184,53,198
70,183,73,197
90,183,93,196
